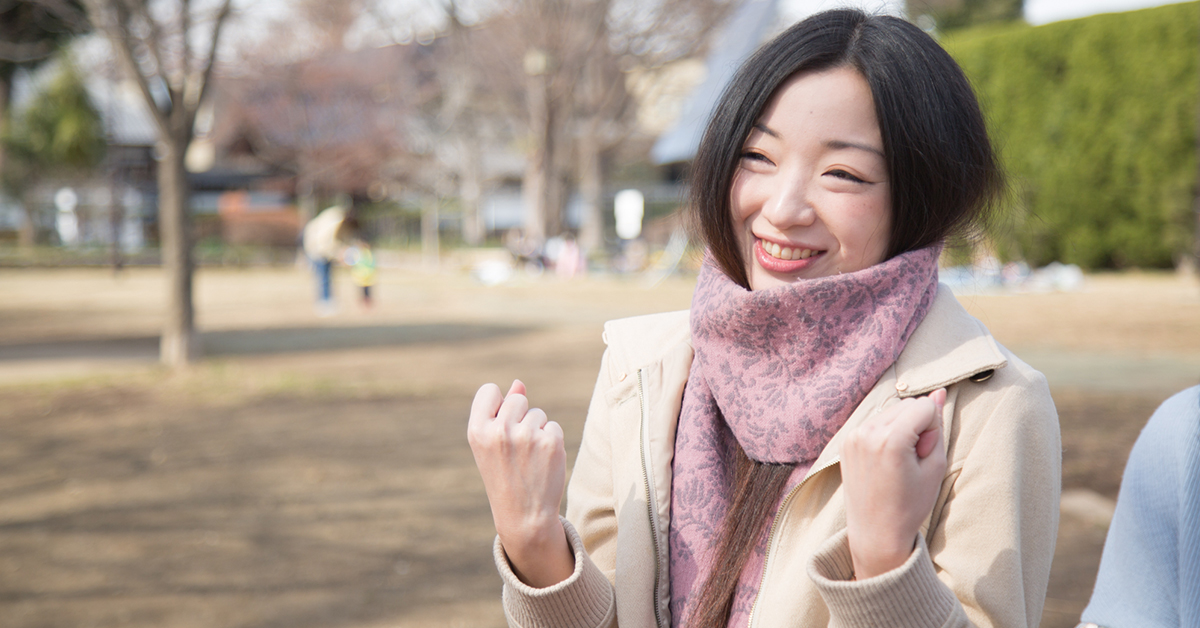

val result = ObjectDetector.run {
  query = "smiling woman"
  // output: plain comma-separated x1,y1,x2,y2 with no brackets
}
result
467,8,1060,628
731,67,892,288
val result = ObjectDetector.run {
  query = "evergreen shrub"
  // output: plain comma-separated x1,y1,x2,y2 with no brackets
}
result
943,2,1199,268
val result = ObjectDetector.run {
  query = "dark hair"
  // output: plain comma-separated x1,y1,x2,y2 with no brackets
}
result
686,10,1002,628
688,8,1002,289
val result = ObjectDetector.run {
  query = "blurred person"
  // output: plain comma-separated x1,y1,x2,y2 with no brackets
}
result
344,238,377,309
556,234,583,279
505,227,546,274
302,198,354,316
467,10,1059,628
1077,385,1200,628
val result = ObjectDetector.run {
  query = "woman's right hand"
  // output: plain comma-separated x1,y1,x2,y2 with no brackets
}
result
840,388,947,580
467,380,575,588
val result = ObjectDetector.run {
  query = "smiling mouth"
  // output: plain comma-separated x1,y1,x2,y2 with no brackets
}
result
759,239,822,261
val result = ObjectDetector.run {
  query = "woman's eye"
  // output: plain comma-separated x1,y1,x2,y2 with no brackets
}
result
826,169,866,183
740,151,773,165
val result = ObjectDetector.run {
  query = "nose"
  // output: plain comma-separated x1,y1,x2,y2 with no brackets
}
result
759,167,816,229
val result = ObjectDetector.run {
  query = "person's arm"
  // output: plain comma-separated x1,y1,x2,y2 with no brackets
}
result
1079,386,1200,628
810,373,1061,627
468,354,620,628
468,380,575,587
839,389,948,579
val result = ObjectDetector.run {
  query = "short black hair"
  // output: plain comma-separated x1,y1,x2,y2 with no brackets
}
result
689,9,1002,288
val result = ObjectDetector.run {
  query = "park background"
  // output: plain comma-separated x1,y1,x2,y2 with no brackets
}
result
2,0,1200,626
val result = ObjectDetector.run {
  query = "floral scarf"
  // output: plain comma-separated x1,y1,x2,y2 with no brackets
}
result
668,245,942,627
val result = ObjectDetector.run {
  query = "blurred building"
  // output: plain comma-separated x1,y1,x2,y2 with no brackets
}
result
194,39,530,246
0,70,159,251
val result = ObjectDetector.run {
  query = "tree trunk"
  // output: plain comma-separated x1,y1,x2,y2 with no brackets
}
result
18,201,36,248
110,170,124,273
545,164,565,239
524,68,552,243
578,128,604,255
158,137,198,366
421,195,440,269
523,159,545,243
460,139,484,246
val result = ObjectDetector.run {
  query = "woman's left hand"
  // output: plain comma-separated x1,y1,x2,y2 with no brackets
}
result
840,388,947,579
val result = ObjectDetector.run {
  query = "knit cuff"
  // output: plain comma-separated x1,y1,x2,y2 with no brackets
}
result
807,529,963,628
494,517,615,628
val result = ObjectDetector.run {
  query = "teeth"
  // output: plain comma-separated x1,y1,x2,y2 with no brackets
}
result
762,240,815,261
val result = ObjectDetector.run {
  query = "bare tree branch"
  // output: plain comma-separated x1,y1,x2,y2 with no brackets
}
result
126,0,177,94
188,0,231,116
180,0,191,80
28,0,91,32
82,0,170,136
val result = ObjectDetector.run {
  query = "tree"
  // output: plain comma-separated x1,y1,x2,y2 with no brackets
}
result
0,0,91,247
3,60,106,233
380,0,728,250
908,0,1024,32
569,0,729,253
82,0,233,366
356,0,509,248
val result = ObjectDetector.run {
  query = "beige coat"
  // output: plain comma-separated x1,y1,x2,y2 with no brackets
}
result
493,285,1061,628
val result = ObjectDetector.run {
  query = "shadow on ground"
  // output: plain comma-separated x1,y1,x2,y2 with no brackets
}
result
0,391,516,628
0,323,535,362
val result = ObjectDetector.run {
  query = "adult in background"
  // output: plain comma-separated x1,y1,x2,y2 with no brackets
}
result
302,196,355,316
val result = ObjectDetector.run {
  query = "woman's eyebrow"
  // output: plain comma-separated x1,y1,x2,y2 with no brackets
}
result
752,123,780,138
827,139,884,158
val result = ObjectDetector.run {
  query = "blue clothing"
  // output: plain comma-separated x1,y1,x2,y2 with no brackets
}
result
312,257,333,302
1081,385,1200,627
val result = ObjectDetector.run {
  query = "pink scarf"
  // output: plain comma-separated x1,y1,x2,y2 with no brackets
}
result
668,245,942,627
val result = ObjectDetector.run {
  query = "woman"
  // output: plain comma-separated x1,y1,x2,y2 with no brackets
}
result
468,9,1060,628
1078,385,1200,628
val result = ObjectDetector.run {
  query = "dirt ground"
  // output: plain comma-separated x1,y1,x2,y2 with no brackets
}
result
1,260,1198,628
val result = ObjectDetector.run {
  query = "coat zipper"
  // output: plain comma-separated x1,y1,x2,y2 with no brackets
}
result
637,368,667,628
745,457,841,628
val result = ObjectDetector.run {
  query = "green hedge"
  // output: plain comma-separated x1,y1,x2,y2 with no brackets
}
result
943,2,1199,268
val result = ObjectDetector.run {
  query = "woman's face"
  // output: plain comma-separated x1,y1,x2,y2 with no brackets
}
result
732,66,892,290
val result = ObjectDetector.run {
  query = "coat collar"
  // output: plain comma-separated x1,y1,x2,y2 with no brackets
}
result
892,283,1008,398
802,283,1008,473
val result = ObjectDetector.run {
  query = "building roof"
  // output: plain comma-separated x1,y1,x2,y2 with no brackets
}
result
650,0,779,165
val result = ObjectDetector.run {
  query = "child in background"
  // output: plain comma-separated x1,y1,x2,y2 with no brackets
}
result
344,239,377,308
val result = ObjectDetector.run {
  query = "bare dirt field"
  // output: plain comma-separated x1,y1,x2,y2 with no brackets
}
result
1,261,1198,628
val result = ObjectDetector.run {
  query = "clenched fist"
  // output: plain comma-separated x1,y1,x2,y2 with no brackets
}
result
841,388,947,579
467,380,574,587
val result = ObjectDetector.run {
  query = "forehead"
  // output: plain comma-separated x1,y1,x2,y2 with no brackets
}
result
752,66,881,144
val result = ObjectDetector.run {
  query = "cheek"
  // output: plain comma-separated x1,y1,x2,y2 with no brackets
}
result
861,203,892,261
868,189,893,255
838,195,891,262
729,171,755,224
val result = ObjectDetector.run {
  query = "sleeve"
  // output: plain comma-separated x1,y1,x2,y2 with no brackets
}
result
494,518,616,628
809,372,1062,628
494,348,621,628
1080,386,1200,628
